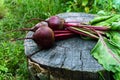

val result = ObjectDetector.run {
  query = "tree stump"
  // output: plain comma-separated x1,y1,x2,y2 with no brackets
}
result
24,12,111,80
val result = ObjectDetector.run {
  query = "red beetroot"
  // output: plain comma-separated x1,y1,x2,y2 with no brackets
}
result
46,16,108,31
33,25,54,48
20,21,48,32
19,16,64,32
31,21,48,32
13,25,55,49
46,16,65,30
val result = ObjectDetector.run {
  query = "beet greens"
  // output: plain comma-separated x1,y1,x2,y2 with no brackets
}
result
89,15,120,80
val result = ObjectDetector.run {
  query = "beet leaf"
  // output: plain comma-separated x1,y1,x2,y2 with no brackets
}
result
90,14,120,30
106,31,120,47
90,15,112,25
111,21,120,30
91,34,120,80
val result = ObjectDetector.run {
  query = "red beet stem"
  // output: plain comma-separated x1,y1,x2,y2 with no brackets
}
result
54,30,73,34
77,26,105,35
64,23,109,31
96,30,105,35
65,22,88,25
67,26,99,39
54,32,75,40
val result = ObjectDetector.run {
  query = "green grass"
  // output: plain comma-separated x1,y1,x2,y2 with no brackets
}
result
0,0,120,80
0,0,7,19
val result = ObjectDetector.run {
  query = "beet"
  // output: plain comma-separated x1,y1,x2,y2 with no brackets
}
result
33,25,54,49
19,16,65,32
13,25,55,49
20,21,48,32
31,21,48,32
46,16,65,30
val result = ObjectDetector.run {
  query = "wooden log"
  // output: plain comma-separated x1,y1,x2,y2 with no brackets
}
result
24,12,111,80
